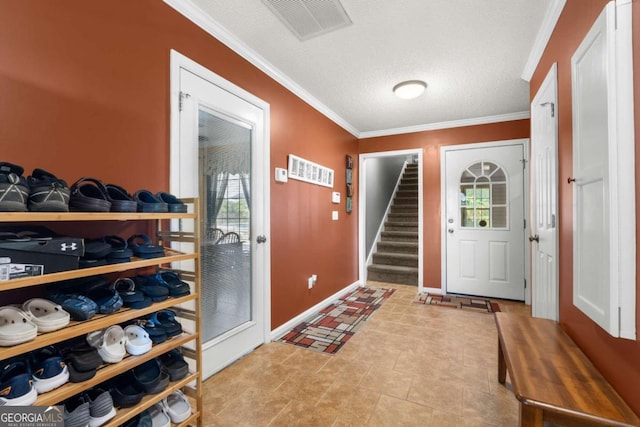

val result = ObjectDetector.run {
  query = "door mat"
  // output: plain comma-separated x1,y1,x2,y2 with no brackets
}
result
414,293,500,313
278,286,395,354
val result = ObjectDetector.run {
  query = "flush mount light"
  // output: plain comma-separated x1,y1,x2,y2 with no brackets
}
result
393,80,427,99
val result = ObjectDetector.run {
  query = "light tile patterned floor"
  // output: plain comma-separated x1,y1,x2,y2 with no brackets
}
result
202,282,531,426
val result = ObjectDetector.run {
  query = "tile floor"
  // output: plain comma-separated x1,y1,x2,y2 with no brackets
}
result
201,282,531,426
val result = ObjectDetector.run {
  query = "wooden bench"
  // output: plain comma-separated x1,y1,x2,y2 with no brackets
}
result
494,312,640,427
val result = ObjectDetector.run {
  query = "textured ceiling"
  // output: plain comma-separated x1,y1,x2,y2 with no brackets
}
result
188,0,551,135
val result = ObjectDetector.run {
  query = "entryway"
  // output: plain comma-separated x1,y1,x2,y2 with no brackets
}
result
441,140,527,301
170,51,270,379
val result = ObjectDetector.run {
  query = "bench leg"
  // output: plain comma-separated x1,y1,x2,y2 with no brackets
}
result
519,403,543,427
498,339,506,384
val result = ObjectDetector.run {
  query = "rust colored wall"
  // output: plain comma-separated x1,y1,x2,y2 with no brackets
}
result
529,0,640,414
0,0,358,330
359,120,530,289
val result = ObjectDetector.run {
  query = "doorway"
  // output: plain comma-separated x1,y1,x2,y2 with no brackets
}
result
170,51,270,379
441,140,527,301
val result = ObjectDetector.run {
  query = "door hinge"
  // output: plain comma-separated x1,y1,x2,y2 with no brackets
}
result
540,101,555,117
524,278,527,289
179,91,191,112
520,159,527,169
524,219,526,229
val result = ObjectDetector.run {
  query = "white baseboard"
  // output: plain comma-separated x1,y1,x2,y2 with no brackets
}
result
270,280,362,341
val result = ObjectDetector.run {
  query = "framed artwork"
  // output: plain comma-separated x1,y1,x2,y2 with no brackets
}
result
346,169,352,184
288,154,334,188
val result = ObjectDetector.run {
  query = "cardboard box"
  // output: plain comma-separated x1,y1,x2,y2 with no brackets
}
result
0,237,84,276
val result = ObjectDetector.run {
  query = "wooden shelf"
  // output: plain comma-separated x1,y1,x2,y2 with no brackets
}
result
0,249,196,292
36,333,197,406
0,294,197,361
105,374,199,427
0,211,197,222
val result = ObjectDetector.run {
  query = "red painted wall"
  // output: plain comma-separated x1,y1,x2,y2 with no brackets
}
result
529,0,640,414
359,120,530,289
0,0,358,330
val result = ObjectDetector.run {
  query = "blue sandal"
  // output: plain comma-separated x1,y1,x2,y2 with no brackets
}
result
127,234,165,259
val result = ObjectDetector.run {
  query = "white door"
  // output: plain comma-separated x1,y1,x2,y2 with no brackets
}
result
530,64,559,320
444,143,525,300
171,52,270,379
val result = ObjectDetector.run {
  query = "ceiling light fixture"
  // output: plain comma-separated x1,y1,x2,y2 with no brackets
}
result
393,80,427,100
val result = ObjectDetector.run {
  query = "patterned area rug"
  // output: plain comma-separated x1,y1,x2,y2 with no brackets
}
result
278,286,395,354
414,293,500,313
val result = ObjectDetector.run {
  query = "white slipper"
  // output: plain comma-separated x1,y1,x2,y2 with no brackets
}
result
0,306,38,346
124,325,152,356
149,403,171,427
87,326,126,363
22,298,70,333
162,390,191,423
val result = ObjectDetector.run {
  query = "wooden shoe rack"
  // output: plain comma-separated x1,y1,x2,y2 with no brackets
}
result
0,199,203,427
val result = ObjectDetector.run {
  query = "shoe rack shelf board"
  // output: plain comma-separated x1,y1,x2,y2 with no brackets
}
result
0,199,203,427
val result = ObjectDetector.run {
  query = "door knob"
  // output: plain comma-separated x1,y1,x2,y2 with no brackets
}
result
256,235,267,244
529,235,539,243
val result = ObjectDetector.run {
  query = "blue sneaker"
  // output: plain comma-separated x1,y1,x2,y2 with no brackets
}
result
0,358,37,406
29,345,69,393
46,292,98,321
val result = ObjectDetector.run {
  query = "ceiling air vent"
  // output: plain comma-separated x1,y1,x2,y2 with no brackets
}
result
262,0,352,41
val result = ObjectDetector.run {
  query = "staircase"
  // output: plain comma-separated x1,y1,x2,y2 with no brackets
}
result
367,163,419,286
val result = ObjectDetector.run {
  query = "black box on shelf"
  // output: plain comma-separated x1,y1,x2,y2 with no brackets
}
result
0,237,84,277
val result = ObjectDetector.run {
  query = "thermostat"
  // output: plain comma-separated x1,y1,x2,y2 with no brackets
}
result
332,192,340,203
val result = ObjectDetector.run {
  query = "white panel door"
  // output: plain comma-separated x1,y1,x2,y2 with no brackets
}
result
530,64,559,320
445,144,525,300
172,53,270,379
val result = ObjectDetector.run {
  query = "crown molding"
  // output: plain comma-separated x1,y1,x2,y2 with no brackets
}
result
358,111,531,139
163,0,360,137
521,0,567,82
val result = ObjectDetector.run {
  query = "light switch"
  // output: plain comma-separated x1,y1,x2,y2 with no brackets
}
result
332,211,339,220
275,167,288,183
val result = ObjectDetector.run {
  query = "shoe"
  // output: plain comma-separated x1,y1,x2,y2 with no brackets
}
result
61,338,103,382
127,234,165,259
0,162,29,212
69,177,111,212
134,190,168,213
151,271,191,297
87,326,126,364
124,325,152,356
106,372,145,408
21,298,70,333
27,168,70,212
155,192,187,213
131,358,163,394
105,183,137,213
86,286,123,315
46,292,97,321
148,402,171,427
148,310,182,338
162,390,192,423
132,319,167,344
104,235,133,264
160,349,189,381
133,275,169,302
0,358,37,406
120,410,152,427
84,388,116,427
113,277,151,309
63,395,91,427
0,306,38,346
29,345,69,393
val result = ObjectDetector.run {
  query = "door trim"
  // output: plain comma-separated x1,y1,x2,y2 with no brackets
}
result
169,49,271,344
358,149,424,290
440,139,530,303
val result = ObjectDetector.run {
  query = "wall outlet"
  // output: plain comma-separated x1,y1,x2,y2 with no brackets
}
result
332,211,339,220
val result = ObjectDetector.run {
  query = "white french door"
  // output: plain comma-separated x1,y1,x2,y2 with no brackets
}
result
443,142,526,301
530,64,559,320
170,51,270,379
